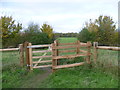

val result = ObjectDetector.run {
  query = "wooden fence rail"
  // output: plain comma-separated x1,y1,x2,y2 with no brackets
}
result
1,41,92,72
93,42,120,64
0,48,19,51
51,40,92,72
97,46,120,51
0,44,24,66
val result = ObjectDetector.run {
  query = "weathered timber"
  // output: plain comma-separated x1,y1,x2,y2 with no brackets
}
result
32,50,52,53
58,42,77,46
53,53,91,59
93,42,98,64
97,46,120,51
28,43,33,70
86,41,91,64
25,42,30,68
33,65,52,68
33,60,52,64
80,43,87,47
19,44,24,66
32,55,52,59
52,45,81,49
53,62,85,69
0,48,19,51
76,40,80,54
27,44,51,48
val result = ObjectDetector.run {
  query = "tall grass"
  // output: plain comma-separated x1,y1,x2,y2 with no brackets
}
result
2,37,118,88
2,51,43,88
39,37,118,88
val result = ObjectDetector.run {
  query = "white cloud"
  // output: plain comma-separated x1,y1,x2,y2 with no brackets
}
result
1,0,118,33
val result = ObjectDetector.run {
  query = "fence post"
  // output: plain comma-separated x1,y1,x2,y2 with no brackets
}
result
19,44,24,66
55,40,59,65
76,40,80,54
93,42,98,64
24,42,29,69
52,43,57,72
28,43,33,70
86,41,91,64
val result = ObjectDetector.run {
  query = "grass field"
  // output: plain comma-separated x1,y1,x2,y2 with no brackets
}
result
2,37,119,88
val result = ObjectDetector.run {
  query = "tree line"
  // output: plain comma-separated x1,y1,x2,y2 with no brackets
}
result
78,15,119,46
0,15,119,48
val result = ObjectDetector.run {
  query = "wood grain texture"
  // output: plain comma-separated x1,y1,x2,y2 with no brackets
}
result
52,45,81,49
0,48,19,51
97,46,120,51
19,44,24,66
53,53,91,59
58,42,77,45
53,62,84,69
32,55,52,59
27,44,51,48
32,50,52,53
28,43,33,70
33,65,52,68
33,60,52,64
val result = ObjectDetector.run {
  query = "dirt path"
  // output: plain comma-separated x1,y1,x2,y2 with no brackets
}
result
21,68,51,88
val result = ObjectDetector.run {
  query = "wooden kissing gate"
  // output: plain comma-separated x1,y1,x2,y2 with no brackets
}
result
25,40,92,72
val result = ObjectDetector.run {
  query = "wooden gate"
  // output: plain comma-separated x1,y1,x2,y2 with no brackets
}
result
25,40,92,72
52,40,92,72
25,42,52,70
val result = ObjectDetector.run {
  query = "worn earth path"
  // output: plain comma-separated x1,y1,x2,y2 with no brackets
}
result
21,68,51,88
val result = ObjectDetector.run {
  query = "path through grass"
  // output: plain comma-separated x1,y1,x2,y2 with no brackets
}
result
2,37,118,88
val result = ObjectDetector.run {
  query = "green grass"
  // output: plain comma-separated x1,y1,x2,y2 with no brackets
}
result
38,37,118,88
2,37,119,88
2,51,44,88
39,65,118,88
57,37,78,43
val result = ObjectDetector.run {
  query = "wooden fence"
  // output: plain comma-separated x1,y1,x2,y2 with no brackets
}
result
1,41,92,72
93,42,120,63
24,42,52,70
25,40,92,72
51,40,92,72
0,44,24,66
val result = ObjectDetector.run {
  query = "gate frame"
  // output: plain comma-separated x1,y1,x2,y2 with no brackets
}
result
25,40,92,72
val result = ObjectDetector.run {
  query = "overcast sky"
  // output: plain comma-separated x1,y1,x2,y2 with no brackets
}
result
0,0,119,33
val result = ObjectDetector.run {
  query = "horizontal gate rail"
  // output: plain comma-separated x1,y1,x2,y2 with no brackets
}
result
52,45,81,49
58,42,77,45
53,53,91,59
32,50,52,53
33,65,52,68
53,62,85,69
33,60,52,64
32,55,52,59
27,44,51,48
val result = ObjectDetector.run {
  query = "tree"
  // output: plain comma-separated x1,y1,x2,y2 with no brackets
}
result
78,28,91,42
23,22,52,44
84,15,116,45
95,16,116,45
40,23,54,39
24,22,40,34
0,16,22,47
